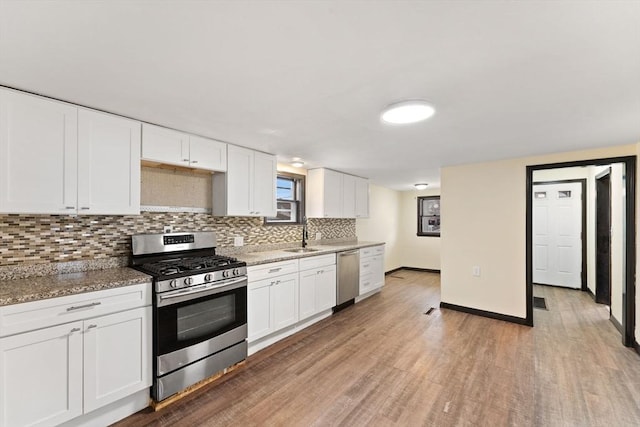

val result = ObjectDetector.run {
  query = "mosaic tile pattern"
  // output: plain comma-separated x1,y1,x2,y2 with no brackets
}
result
0,213,356,267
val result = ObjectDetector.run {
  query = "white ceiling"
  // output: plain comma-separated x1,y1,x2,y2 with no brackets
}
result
1,0,639,190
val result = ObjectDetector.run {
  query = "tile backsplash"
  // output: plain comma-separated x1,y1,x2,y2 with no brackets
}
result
0,213,356,267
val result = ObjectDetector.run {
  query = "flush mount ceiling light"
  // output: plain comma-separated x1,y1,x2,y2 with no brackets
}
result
291,158,305,168
381,100,435,124
414,183,429,190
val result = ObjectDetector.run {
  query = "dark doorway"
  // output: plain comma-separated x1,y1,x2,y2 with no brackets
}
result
595,169,612,306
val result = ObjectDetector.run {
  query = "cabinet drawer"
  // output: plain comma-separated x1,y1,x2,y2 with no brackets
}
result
360,247,373,257
298,253,336,271
0,283,151,337
359,273,374,294
373,245,385,255
247,259,298,282
360,258,375,276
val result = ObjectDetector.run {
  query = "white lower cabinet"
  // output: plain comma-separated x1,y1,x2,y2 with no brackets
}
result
248,272,299,342
0,284,152,427
299,254,337,321
359,245,385,296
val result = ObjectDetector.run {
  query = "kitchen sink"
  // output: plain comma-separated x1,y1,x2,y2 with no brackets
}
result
284,248,319,253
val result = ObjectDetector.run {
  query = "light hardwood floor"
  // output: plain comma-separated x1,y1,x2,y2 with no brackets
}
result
115,271,640,426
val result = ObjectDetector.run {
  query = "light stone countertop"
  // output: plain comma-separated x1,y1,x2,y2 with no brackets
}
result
235,241,385,266
0,268,152,307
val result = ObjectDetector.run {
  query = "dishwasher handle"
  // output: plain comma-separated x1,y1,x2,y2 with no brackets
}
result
339,250,359,257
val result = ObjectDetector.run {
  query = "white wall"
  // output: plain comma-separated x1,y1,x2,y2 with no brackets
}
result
356,184,402,272
396,188,441,270
441,144,637,322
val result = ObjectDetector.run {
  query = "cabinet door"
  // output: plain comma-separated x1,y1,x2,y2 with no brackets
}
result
248,279,272,341
0,88,78,214
299,269,317,321
271,273,299,331
0,322,83,427
323,169,343,218
252,151,277,217
77,109,141,215
226,145,253,216
141,123,189,167
83,306,152,413
355,177,369,218
316,264,337,312
342,174,356,218
189,135,227,171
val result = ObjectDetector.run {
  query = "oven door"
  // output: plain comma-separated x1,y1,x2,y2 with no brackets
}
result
155,277,247,376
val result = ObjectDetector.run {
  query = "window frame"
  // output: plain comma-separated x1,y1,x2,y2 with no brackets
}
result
417,195,441,237
264,171,305,225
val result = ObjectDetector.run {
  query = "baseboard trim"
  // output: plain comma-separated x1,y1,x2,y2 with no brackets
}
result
586,287,596,300
533,282,581,291
610,315,624,334
634,340,640,357
385,267,404,275
400,267,441,274
440,302,532,326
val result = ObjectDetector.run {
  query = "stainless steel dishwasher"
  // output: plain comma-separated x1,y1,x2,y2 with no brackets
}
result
336,249,360,306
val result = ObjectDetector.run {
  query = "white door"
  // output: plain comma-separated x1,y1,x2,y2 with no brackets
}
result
141,123,189,167
247,279,272,341
226,145,253,216
533,182,582,288
342,174,356,218
316,265,337,312
354,177,369,218
0,88,78,214
188,135,227,171
271,273,299,331
299,269,318,321
83,307,152,413
252,151,277,217
0,322,83,427
77,109,141,215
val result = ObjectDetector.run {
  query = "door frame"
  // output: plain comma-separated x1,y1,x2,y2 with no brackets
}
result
595,168,612,306
532,179,587,291
526,156,636,347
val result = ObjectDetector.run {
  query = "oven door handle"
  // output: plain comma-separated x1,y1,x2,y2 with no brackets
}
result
157,277,247,307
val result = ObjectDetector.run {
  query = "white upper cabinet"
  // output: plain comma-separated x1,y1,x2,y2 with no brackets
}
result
141,123,227,172
78,109,141,215
342,174,356,218
0,88,78,214
212,145,276,217
307,168,368,218
189,134,227,171
355,176,369,218
0,88,140,215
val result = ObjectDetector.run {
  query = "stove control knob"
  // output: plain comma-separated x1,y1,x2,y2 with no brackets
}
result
204,273,212,282
222,270,230,278
169,279,178,288
184,277,193,286
232,268,239,276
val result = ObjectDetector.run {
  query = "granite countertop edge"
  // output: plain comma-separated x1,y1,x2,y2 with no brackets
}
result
237,241,385,266
0,268,152,308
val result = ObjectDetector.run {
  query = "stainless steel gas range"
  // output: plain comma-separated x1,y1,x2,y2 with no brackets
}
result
130,231,247,402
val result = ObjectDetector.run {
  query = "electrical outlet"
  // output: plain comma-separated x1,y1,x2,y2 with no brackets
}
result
163,225,173,233
234,236,244,247
472,266,481,277
315,232,322,240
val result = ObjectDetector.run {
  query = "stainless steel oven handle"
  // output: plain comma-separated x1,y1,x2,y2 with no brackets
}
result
157,277,247,307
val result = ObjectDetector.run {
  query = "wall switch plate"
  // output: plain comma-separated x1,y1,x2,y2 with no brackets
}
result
472,266,481,277
234,236,244,247
163,225,173,233
315,232,322,240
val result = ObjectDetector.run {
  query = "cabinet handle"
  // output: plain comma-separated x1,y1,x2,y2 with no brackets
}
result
87,324,97,329
363,264,370,268
191,160,198,164
70,327,81,333
183,158,189,162
270,281,276,286
80,207,90,210
66,301,101,311
268,268,282,273
64,206,75,210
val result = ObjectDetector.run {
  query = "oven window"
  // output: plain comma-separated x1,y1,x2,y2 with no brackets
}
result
177,295,236,342
156,285,247,356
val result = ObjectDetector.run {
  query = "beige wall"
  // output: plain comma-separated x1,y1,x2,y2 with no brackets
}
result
356,184,402,272
441,144,637,321
397,188,441,270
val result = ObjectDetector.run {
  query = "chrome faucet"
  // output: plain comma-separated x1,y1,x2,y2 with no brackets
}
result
302,216,308,248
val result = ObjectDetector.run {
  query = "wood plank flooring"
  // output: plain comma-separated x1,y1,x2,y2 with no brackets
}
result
115,271,640,427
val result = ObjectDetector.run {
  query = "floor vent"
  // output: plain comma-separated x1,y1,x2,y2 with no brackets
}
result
425,307,436,315
533,296,548,310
